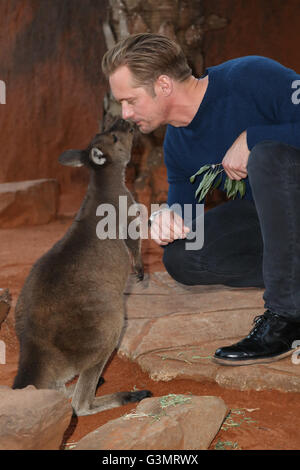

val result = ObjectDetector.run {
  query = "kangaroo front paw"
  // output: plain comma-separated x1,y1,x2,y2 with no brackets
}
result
135,264,144,281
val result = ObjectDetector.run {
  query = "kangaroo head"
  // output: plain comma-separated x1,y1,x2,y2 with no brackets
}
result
58,118,135,170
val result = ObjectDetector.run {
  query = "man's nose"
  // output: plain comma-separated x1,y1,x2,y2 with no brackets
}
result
122,103,134,120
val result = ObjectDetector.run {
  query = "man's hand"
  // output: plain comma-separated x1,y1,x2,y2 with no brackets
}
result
222,131,250,180
150,209,190,246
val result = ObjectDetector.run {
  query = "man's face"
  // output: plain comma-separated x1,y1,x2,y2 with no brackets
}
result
109,65,168,134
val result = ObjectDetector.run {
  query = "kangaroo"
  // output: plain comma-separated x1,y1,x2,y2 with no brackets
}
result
12,118,152,416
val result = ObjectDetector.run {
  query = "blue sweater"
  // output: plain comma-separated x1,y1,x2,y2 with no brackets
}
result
163,56,300,215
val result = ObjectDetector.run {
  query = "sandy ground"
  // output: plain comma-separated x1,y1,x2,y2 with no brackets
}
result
1,190,300,451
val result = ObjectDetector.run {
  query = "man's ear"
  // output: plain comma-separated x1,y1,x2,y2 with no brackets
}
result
58,149,85,167
155,75,173,97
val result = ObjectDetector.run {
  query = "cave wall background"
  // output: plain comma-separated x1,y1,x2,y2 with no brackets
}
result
0,0,299,211
0,0,108,190
202,0,300,71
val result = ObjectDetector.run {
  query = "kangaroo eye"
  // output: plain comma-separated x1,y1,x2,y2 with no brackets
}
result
90,147,106,165
112,134,118,143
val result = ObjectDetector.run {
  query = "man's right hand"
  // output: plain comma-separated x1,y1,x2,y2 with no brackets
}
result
149,209,190,246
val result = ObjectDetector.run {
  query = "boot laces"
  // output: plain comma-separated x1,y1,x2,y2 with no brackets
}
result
247,310,274,338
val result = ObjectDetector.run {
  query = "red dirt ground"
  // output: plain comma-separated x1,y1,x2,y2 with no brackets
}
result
1,190,300,451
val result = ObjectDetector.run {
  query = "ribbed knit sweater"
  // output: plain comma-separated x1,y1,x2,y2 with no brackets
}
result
163,56,300,213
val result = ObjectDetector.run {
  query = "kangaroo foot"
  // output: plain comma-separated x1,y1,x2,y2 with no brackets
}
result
74,389,152,416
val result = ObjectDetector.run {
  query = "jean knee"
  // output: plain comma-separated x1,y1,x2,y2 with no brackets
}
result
163,242,183,277
247,141,288,177
162,240,207,286
162,242,191,285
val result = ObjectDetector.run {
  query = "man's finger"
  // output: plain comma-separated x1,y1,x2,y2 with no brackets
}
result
151,222,187,245
224,168,247,180
150,224,173,244
172,214,191,235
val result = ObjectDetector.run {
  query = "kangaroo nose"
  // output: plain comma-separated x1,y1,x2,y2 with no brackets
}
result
115,118,135,133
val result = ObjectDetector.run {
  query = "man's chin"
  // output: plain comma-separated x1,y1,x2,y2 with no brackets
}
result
139,127,151,134
137,122,156,134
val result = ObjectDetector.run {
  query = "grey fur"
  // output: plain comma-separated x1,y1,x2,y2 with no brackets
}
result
12,119,151,416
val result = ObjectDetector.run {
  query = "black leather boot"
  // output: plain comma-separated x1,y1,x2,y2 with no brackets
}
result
214,310,300,366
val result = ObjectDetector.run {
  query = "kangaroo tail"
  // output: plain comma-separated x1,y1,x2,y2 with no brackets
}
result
12,340,45,389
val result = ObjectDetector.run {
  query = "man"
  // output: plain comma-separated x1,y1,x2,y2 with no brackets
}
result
102,33,300,366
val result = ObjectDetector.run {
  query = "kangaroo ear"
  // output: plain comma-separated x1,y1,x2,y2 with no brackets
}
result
90,147,107,166
58,149,85,167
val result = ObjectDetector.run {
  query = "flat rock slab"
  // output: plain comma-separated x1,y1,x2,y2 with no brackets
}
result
74,394,228,450
0,179,59,228
121,272,300,392
0,385,72,450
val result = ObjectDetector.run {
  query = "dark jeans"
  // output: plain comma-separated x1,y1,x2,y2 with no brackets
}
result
163,141,300,322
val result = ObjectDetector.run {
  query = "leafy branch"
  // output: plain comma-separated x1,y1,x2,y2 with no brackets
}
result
190,163,246,202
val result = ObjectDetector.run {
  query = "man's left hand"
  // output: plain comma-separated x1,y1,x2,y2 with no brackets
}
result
222,131,250,180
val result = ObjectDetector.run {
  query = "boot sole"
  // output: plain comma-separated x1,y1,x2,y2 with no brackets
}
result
213,346,300,366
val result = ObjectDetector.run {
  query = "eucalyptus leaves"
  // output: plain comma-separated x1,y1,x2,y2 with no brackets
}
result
190,163,246,202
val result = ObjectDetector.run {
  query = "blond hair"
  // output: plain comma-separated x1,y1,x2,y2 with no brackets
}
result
101,33,192,89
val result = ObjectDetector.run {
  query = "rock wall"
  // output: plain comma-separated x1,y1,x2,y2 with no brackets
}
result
202,0,300,73
0,0,108,191
0,0,299,206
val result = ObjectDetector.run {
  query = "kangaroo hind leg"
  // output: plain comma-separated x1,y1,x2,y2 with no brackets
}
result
71,361,152,417
64,375,105,399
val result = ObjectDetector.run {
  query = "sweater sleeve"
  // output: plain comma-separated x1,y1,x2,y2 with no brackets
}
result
163,128,199,218
247,121,300,150
243,57,300,150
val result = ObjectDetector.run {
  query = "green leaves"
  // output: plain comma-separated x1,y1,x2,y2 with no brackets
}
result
190,163,246,202
189,164,211,183
224,177,246,199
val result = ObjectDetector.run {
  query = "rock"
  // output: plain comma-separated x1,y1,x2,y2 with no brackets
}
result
150,165,168,204
0,2,108,193
158,21,177,42
121,272,300,392
204,14,228,31
0,385,73,450
0,289,11,327
74,394,228,450
129,12,149,34
0,179,59,228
